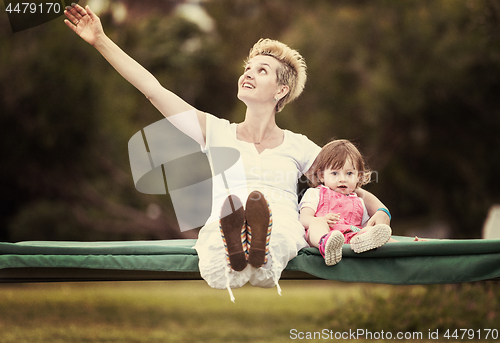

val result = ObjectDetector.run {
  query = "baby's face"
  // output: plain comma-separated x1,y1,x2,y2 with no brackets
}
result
321,160,359,195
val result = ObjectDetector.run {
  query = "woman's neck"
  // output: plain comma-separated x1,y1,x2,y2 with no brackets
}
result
236,107,284,152
239,107,278,144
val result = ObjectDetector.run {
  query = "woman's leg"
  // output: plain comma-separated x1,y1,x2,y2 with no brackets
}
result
245,190,272,268
219,194,248,271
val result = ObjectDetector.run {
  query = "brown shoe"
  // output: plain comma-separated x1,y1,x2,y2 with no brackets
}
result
219,195,248,271
245,191,272,268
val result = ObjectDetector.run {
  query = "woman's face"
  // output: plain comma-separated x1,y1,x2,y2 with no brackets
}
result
237,55,286,108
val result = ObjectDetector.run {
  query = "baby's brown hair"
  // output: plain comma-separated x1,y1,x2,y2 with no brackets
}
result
309,139,372,188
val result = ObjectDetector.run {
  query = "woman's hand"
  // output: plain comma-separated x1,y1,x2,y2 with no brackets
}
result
64,4,103,46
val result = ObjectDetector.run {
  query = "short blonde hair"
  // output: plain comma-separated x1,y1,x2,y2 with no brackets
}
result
309,139,372,188
246,38,307,112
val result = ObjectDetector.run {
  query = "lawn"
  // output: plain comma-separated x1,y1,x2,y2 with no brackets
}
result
0,280,498,342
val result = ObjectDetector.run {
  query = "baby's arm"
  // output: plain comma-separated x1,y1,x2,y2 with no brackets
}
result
299,207,316,230
356,188,390,226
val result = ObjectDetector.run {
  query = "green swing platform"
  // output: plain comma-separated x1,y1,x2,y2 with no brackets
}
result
1,236,500,284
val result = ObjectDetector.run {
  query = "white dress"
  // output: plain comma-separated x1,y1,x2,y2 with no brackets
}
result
194,113,321,298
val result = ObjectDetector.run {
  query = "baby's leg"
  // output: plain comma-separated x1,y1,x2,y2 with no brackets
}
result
356,225,398,243
308,219,345,266
349,224,392,253
319,231,344,266
307,217,331,247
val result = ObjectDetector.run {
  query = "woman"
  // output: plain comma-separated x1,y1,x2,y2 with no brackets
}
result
64,4,390,301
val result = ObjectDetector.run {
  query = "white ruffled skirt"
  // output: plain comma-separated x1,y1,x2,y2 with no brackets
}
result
194,204,308,301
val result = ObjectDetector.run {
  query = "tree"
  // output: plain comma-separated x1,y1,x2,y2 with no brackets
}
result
0,7,216,241
282,0,500,237
2,0,499,241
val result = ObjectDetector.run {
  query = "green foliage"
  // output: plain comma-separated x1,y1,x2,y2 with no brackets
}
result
8,200,102,241
0,18,103,240
281,0,500,236
0,8,213,241
1,0,499,240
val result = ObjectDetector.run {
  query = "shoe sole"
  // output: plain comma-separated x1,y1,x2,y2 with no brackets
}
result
245,191,271,268
350,224,392,253
220,195,247,271
324,231,344,266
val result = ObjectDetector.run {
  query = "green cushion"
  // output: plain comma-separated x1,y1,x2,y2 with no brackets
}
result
1,237,499,284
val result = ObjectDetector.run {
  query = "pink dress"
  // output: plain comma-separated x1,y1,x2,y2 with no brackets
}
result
303,186,367,244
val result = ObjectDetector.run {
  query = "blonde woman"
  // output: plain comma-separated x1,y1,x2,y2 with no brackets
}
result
64,5,390,301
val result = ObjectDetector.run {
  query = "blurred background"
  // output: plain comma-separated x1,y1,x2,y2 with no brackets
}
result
1,0,499,242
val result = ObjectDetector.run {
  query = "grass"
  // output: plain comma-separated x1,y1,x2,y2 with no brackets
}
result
0,280,499,342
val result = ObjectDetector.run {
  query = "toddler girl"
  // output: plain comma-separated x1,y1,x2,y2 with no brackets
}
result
300,139,393,266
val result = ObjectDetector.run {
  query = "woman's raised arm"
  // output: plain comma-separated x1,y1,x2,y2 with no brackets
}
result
64,4,206,145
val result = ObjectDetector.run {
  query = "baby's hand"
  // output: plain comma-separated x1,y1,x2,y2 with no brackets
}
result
323,213,340,227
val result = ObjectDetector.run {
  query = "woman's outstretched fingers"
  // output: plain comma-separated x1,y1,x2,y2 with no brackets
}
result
64,8,77,23
63,17,78,33
63,5,103,46
73,3,88,18
64,3,86,25
85,5,97,19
